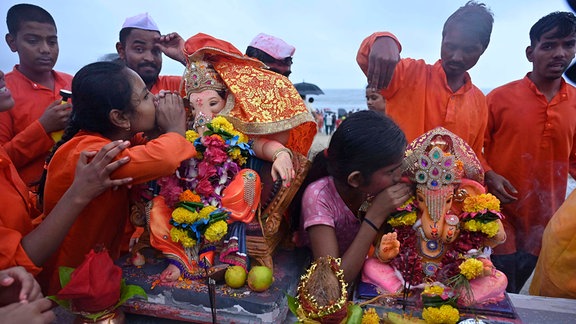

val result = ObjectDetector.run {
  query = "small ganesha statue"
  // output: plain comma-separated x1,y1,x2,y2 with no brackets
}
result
362,127,508,306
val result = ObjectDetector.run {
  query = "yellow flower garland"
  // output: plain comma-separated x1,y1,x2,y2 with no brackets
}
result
458,258,484,280
421,304,460,324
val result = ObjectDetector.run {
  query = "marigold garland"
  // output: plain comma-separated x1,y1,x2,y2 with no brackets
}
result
458,258,484,280
361,307,381,323
160,116,254,253
421,304,460,324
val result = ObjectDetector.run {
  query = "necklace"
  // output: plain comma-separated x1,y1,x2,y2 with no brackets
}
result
417,226,444,259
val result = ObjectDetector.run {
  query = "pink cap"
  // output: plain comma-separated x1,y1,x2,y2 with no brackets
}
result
121,12,160,32
248,33,295,60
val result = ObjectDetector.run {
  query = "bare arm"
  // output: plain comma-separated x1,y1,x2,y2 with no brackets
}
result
308,182,412,283
367,36,401,90
21,141,133,266
252,137,294,187
156,32,186,66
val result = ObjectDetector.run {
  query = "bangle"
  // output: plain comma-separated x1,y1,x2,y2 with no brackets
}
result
363,218,379,232
272,147,293,162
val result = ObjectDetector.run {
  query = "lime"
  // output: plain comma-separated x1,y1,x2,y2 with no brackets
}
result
247,266,274,292
225,266,247,288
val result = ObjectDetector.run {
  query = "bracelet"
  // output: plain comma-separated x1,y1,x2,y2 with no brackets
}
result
272,147,293,162
363,218,379,232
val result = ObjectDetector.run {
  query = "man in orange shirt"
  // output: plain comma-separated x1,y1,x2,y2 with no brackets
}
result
115,12,185,94
484,11,576,293
356,1,493,157
0,4,72,187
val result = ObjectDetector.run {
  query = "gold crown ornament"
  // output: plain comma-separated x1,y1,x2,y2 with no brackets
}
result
183,60,226,96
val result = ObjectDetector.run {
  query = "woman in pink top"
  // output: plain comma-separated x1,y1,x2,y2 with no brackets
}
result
296,110,412,283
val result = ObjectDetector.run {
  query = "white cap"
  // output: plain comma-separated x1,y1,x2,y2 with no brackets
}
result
249,33,295,60
121,12,160,32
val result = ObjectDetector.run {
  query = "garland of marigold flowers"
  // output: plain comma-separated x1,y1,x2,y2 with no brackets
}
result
158,116,253,253
387,195,500,287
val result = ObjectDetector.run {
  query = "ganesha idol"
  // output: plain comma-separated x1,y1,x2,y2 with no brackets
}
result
362,127,508,306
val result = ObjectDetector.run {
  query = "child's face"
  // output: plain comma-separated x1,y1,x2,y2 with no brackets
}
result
0,70,15,112
126,69,157,135
359,160,404,195
189,90,226,120
366,89,386,113
6,21,58,74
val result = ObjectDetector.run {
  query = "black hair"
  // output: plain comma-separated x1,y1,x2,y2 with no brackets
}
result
315,110,405,185
291,110,406,229
442,1,494,50
37,61,134,206
6,3,56,35
529,11,576,46
119,27,134,46
245,45,293,65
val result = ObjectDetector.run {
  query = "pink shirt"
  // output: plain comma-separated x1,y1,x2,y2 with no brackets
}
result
299,176,361,255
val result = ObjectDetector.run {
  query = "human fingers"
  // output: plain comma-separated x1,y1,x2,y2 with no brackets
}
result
88,140,131,168
0,267,38,302
30,299,56,324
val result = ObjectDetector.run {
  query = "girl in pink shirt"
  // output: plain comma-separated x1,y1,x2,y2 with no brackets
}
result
297,110,412,283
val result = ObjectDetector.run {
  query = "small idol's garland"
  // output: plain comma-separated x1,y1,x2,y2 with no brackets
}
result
157,117,254,272
387,193,504,304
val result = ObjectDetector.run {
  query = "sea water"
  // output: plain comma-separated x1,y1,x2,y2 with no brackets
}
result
307,88,366,115
308,88,493,116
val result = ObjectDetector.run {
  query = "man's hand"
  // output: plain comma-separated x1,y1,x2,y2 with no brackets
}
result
156,32,186,65
367,36,400,90
0,298,55,324
485,170,518,204
0,266,43,306
38,100,71,133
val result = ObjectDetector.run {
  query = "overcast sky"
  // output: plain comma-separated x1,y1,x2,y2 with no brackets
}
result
0,0,573,89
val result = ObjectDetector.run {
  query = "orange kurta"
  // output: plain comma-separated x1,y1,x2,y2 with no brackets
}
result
484,75,576,256
530,190,576,298
39,131,196,294
0,66,73,185
150,75,182,95
0,147,41,274
356,32,488,157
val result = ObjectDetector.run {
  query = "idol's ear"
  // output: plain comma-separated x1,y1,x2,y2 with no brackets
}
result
451,178,486,215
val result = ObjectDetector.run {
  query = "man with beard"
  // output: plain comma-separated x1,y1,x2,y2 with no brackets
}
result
483,11,576,293
116,13,185,94
0,4,72,189
356,1,493,158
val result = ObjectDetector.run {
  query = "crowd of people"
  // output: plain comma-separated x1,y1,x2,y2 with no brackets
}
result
1,1,576,322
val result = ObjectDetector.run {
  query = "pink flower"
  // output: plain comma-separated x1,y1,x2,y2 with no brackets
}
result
203,135,226,149
204,146,229,164
196,178,215,197
198,161,217,179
